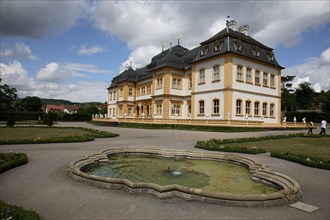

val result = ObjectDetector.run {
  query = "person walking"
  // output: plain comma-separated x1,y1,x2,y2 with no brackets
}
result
320,120,327,135
308,121,314,134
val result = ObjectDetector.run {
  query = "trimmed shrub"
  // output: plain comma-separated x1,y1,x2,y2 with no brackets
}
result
271,151,330,170
0,200,40,220
0,111,43,121
6,112,15,127
0,152,28,174
42,114,53,126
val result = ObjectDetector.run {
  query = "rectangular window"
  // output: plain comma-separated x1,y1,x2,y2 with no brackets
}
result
213,99,219,114
270,104,275,117
112,108,115,117
142,87,145,95
188,77,192,89
254,102,259,116
171,105,180,115
129,88,132,96
199,100,204,114
172,78,177,88
120,88,123,97
156,104,162,114
263,103,267,116
255,70,260,85
245,101,251,115
236,100,242,115
246,68,252,83
119,106,123,115
172,78,181,89
270,75,275,88
157,78,163,89
177,79,181,88
237,65,243,81
109,108,112,116
136,88,140,96
199,69,205,84
263,72,268,86
213,66,220,81
128,108,132,115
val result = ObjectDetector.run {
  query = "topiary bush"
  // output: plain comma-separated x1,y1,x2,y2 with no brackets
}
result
42,114,53,126
6,112,15,127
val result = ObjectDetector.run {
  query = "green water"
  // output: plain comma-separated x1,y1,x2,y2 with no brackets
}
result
87,154,278,194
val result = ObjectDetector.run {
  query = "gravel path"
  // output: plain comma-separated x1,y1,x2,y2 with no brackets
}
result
0,122,329,220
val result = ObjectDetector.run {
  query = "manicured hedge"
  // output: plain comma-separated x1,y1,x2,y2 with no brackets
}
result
285,111,330,123
0,111,43,121
0,200,40,220
0,152,28,174
271,151,330,170
118,122,266,132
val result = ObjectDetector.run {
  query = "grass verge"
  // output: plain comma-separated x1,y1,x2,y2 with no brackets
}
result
0,127,119,145
195,134,330,169
0,200,40,220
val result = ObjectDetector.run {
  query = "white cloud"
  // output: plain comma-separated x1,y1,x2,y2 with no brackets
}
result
78,44,105,56
1,61,111,102
120,45,161,72
0,43,37,60
283,48,330,92
92,1,329,50
36,62,113,82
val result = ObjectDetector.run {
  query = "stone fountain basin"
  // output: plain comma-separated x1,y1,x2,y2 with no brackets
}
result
67,147,303,207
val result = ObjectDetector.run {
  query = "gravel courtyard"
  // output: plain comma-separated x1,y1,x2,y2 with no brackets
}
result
0,122,329,219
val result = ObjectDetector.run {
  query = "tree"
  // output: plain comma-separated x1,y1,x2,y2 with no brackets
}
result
0,79,18,112
295,82,315,110
281,75,297,111
77,105,100,115
18,96,43,112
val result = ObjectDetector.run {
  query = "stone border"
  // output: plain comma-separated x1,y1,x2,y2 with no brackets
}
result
67,147,303,207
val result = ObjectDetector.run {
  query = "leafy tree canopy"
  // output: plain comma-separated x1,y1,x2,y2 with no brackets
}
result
0,78,18,111
17,96,43,112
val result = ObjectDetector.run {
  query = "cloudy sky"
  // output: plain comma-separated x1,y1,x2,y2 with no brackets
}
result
0,0,329,102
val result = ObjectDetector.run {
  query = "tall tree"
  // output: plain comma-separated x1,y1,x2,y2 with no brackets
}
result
295,82,315,110
0,78,18,112
281,75,297,111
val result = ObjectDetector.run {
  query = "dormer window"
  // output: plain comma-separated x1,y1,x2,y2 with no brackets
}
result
267,51,275,62
252,45,260,57
234,39,242,52
214,39,224,52
200,44,208,56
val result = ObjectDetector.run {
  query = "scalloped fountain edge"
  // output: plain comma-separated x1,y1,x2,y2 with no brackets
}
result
67,147,303,207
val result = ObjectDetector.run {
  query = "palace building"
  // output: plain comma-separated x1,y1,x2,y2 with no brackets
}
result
106,20,284,127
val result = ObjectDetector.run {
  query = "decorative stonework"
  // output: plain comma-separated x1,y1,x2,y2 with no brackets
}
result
68,147,303,207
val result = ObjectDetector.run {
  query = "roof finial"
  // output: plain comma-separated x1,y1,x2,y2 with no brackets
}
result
170,42,172,51
178,34,182,45
161,42,166,52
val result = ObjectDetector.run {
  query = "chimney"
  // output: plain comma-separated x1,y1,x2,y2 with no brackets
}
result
238,25,249,36
226,20,237,31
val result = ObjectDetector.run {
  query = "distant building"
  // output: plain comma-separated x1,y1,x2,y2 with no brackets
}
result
45,104,80,114
106,20,284,127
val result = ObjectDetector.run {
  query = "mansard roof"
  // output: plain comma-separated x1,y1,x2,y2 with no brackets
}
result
108,26,284,89
195,28,283,69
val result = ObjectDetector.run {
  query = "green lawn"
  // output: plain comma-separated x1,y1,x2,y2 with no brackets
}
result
223,137,330,161
0,127,119,144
